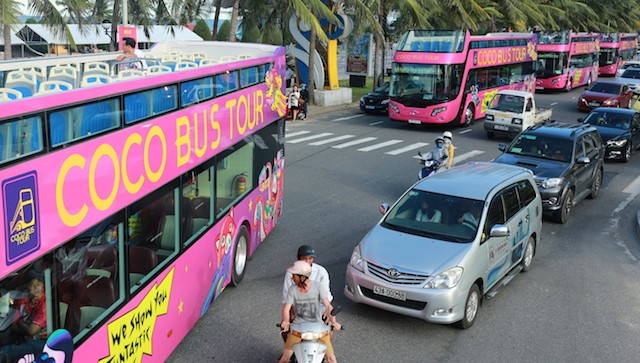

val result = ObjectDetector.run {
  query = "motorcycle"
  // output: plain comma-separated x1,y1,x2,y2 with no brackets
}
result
417,151,443,179
278,306,344,363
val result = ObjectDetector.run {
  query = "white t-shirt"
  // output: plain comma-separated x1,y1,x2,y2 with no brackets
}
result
282,263,333,304
133,48,148,69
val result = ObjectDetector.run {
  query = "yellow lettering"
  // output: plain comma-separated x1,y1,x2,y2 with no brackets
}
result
57,154,88,227
194,109,208,158
89,144,120,211
122,134,144,194
253,90,263,128
145,126,166,183
236,94,249,136
175,116,190,167
210,104,221,150
225,98,237,139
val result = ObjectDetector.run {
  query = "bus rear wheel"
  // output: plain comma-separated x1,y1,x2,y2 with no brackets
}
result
231,225,249,286
463,104,474,127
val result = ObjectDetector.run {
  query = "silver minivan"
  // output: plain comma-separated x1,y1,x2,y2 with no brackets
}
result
344,162,542,328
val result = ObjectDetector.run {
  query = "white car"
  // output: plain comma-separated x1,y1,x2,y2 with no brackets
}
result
616,68,640,94
616,60,640,78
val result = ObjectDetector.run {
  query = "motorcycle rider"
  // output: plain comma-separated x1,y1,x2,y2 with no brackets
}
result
279,261,341,363
442,131,455,169
282,245,333,305
418,136,448,177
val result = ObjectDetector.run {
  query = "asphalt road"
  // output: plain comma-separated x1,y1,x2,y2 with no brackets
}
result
169,87,640,363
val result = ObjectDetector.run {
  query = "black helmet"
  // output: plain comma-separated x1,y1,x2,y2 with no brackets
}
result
297,245,317,259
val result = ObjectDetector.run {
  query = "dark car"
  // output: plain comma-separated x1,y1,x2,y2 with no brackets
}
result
577,80,634,112
359,82,389,114
493,120,605,224
580,107,640,162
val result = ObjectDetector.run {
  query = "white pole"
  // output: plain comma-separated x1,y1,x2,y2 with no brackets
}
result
122,0,129,25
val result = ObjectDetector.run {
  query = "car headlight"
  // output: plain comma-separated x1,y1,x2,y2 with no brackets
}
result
360,97,365,103
579,98,587,104
389,103,399,113
607,138,628,147
540,177,564,189
512,118,523,125
425,267,463,289
485,114,494,121
551,78,560,84
381,99,389,105
603,99,617,106
349,245,365,272
431,106,446,116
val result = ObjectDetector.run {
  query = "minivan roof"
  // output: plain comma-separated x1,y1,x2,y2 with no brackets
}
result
414,162,532,200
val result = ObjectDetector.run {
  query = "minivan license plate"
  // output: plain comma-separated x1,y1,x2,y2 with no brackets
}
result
408,119,421,124
373,285,407,301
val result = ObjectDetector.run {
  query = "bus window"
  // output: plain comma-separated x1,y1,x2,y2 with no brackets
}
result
181,77,214,107
240,67,259,88
50,98,121,146
182,166,213,245
215,71,239,96
124,91,152,124
215,141,254,217
151,85,178,116
0,115,43,164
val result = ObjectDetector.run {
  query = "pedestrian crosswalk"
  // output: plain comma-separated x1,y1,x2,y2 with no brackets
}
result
285,129,487,165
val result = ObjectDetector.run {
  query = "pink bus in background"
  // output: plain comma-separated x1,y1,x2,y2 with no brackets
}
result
599,33,638,76
0,40,287,362
389,30,537,126
535,30,600,91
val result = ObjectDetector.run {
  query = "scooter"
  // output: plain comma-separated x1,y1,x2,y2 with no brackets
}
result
278,306,344,363
417,151,443,179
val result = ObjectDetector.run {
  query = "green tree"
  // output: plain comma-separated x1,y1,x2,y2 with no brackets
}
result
1,0,20,60
216,20,230,41
193,18,212,40
241,22,260,43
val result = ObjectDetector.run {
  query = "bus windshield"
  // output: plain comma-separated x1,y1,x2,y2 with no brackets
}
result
536,52,568,78
398,30,466,53
389,63,463,107
537,31,570,44
599,48,618,66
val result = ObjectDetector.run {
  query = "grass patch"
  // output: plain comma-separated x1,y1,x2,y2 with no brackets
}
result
339,77,384,101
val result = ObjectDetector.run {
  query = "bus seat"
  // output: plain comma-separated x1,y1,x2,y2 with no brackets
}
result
219,55,238,63
156,196,192,257
128,246,158,287
148,65,172,74
83,61,110,77
192,52,208,64
81,74,110,87
86,244,117,280
175,61,198,71
161,55,180,71
5,70,38,97
152,87,177,114
191,197,211,232
237,54,253,60
48,66,78,89
56,62,80,74
117,69,144,80
411,42,420,51
19,67,46,87
199,59,219,67
49,112,68,146
36,80,73,95
30,120,42,153
75,276,115,331
124,93,150,124
0,88,23,103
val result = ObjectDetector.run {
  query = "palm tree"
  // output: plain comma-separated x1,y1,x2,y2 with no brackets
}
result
1,0,20,59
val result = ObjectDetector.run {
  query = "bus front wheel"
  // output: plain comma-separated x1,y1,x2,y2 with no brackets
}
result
463,104,474,127
565,78,573,91
231,225,249,286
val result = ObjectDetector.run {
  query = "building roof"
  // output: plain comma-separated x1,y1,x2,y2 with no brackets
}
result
0,25,26,45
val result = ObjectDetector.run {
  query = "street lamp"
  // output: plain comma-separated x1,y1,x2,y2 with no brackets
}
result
101,19,116,51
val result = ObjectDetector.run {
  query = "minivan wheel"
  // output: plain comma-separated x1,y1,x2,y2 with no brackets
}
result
555,189,573,224
455,284,480,329
588,168,602,199
520,237,535,272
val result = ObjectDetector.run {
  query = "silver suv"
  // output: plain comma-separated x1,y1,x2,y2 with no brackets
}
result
345,162,543,328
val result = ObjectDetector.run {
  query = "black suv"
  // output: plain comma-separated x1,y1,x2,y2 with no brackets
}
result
493,120,605,223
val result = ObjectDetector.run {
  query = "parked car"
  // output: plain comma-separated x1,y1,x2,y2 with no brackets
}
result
580,107,640,162
615,60,640,78
344,162,542,329
577,80,634,112
615,68,640,94
359,82,390,114
493,121,604,224
484,90,552,139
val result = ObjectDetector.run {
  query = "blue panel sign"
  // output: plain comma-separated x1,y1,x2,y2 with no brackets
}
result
3,171,40,265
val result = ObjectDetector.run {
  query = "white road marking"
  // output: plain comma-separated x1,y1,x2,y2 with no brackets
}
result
452,150,486,164
385,142,430,155
285,131,311,138
332,114,365,122
332,137,378,149
287,133,334,144
459,129,472,134
308,135,356,146
358,139,403,151
551,102,558,106
623,174,640,194
369,121,384,126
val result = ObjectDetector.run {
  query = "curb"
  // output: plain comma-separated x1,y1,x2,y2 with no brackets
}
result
637,209,640,241
307,102,359,117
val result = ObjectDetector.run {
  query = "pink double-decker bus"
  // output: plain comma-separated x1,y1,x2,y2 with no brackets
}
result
388,30,537,126
599,32,638,76
0,40,287,362
535,30,600,91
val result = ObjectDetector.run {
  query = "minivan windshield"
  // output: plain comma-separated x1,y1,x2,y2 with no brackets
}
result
381,190,484,243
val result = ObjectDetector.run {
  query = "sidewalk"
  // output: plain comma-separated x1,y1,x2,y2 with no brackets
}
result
306,101,359,118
